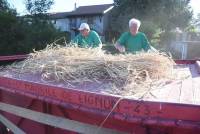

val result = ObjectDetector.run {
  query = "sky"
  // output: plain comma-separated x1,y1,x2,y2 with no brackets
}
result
7,0,200,17
7,0,114,15
190,0,200,17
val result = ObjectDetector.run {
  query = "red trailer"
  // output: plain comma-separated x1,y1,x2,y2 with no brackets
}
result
0,55,200,134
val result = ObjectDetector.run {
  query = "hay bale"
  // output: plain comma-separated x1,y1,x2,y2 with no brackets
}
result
8,45,175,96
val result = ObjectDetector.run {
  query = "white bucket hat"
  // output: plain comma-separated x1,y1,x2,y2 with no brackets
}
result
78,23,90,31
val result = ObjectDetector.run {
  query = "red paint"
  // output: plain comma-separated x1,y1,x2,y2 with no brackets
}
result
1,77,200,121
0,55,28,61
196,61,200,74
0,57,200,134
174,60,196,64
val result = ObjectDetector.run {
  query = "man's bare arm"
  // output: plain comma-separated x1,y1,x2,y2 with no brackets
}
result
114,42,125,52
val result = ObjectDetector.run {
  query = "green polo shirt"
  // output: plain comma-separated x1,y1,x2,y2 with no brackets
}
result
117,32,150,53
72,30,102,48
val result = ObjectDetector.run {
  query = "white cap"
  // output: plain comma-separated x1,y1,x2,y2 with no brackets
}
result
78,23,90,31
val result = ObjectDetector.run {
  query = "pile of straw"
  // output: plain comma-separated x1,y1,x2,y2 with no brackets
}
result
9,45,175,96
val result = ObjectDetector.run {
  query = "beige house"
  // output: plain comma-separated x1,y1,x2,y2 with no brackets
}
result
50,4,114,41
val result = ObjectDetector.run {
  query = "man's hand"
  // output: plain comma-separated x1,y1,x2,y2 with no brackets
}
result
98,43,103,49
114,42,125,53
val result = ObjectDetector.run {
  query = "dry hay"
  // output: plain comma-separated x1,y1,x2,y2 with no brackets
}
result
7,45,175,97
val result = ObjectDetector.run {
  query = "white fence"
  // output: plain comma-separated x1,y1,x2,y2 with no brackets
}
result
170,32,200,59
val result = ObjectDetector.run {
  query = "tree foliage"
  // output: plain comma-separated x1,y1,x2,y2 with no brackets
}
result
0,0,21,55
0,0,9,11
25,0,54,15
0,0,65,56
110,0,193,42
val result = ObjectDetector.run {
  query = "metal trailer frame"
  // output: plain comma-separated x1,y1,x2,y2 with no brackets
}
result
0,55,200,134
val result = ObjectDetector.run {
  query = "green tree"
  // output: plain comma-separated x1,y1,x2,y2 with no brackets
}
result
0,0,65,56
23,0,65,52
0,0,10,11
0,0,24,55
194,13,200,23
110,0,192,41
25,0,54,15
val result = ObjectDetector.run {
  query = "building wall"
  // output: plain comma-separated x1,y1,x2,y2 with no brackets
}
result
90,16,104,35
52,14,108,41
68,15,104,39
70,16,104,34
69,17,84,39
52,18,70,32
103,13,109,33
102,12,112,42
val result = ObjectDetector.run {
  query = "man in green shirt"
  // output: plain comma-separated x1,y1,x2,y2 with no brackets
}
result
72,23,102,48
115,18,151,53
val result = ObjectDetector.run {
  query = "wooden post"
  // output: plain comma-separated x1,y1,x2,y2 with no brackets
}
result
0,102,127,134
0,114,26,134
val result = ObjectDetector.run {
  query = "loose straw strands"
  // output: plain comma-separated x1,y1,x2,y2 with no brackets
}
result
8,45,175,96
